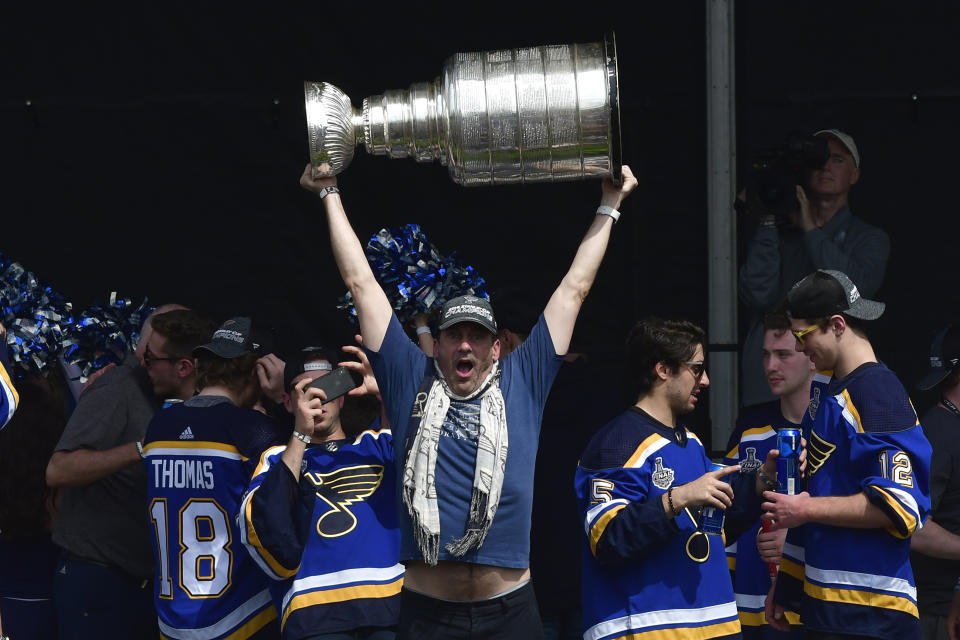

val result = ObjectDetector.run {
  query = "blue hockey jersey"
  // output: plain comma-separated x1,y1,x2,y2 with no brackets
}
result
0,344,18,431
723,401,803,639
775,363,931,639
143,397,285,640
241,428,402,639
577,407,763,640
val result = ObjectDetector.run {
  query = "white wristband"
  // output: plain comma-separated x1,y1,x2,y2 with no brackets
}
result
292,430,312,445
135,441,144,458
596,205,620,223
415,325,432,336
318,185,340,200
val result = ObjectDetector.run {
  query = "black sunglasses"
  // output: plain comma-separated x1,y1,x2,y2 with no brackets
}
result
144,347,181,367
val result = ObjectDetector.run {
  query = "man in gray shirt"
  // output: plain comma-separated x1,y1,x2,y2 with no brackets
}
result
45,306,212,640
739,128,889,406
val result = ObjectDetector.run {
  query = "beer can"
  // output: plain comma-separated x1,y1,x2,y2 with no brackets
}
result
776,428,801,495
699,462,727,535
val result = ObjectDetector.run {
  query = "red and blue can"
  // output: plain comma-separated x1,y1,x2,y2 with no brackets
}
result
776,428,801,495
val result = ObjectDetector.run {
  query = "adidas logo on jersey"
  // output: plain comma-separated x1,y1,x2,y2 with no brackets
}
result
178,427,195,440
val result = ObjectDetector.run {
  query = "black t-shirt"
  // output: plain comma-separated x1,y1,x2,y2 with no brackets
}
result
912,404,960,616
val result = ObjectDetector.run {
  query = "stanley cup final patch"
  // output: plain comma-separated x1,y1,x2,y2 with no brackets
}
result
651,457,675,490
741,447,762,472
808,387,821,421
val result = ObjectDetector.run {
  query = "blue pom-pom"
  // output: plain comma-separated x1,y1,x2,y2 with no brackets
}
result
64,294,154,381
2,250,153,380
337,224,488,324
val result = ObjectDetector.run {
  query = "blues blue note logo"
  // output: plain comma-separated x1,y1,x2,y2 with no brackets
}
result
808,387,821,420
304,464,384,538
807,430,836,477
741,446,762,472
651,457,675,490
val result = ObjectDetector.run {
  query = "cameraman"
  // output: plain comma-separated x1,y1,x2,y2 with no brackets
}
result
739,129,889,406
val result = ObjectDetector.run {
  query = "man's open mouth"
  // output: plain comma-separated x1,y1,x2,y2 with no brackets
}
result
456,359,474,376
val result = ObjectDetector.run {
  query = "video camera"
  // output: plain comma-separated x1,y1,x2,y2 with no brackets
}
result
737,133,830,222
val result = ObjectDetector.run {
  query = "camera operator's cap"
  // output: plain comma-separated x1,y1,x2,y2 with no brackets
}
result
193,317,266,359
814,129,860,168
283,346,336,390
917,325,960,391
438,294,497,334
786,270,885,321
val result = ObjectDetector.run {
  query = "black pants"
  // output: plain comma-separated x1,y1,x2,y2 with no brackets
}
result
397,582,543,640
53,555,157,640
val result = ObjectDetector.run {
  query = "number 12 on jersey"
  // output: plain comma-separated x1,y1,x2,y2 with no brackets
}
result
877,450,915,488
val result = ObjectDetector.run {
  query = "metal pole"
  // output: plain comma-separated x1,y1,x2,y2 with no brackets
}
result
706,0,738,453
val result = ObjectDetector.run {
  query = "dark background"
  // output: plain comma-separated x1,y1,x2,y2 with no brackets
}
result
3,2,958,451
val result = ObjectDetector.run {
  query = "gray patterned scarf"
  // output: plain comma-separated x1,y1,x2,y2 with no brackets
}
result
402,361,508,566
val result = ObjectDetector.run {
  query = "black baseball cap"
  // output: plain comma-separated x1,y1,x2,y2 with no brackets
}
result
283,346,337,391
786,270,885,321
437,295,497,334
193,317,266,359
917,325,960,391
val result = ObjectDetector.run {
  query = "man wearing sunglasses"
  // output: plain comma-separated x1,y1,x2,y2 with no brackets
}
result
576,316,780,640
763,269,932,640
45,305,212,640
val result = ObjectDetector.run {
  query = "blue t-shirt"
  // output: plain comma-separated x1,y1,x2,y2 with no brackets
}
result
367,313,564,568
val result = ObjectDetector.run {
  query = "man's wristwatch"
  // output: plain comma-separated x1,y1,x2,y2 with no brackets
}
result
292,430,312,444
317,185,340,200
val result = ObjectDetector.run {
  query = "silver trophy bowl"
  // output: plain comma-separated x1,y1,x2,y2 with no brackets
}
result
304,33,622,186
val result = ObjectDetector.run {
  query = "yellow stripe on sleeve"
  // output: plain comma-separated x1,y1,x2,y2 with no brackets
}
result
0,360,19,412
222,606,279,640
872,485,918,538
590,504,627,557
607,618,742,640
804,581,918,618
243,487,299,579
841,390,864,433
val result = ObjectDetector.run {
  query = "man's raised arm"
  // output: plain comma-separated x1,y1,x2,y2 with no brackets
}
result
300,165,393,351
543,165,637,355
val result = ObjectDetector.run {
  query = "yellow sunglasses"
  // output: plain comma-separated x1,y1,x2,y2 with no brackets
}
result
791,323,822,346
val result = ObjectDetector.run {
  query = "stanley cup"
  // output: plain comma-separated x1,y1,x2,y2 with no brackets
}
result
304,33,622,186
